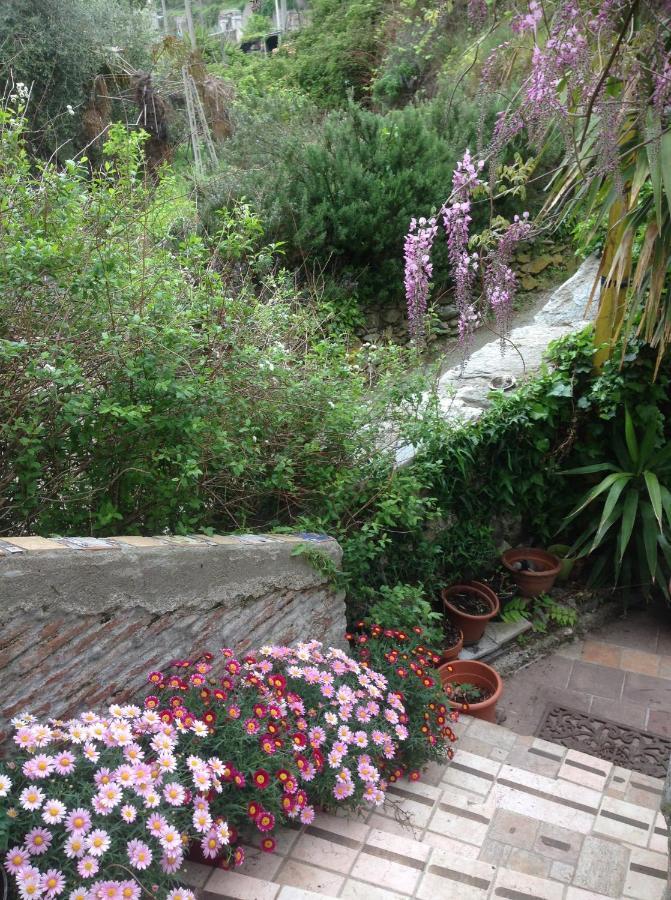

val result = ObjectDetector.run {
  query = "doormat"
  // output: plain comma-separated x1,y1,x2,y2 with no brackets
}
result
536,705,671,779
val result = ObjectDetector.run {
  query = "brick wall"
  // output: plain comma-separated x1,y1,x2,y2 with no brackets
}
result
0,533,345,747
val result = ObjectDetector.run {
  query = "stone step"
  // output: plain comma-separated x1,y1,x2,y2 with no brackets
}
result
189,717,669,899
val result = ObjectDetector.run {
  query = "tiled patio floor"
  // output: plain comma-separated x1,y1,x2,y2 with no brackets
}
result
185,716,669,899
499,604,671,737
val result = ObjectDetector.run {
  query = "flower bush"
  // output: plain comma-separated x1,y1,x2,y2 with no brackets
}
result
0,635,457,898
349,625,458,780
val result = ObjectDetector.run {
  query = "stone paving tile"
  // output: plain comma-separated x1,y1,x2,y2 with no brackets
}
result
290,830,359,874
277,888,329,900
339,880,407,900
573,834,631,898
582,640,623,667
534,821,584,864
275,860,344,896
506,847,550,878
621,647,663,676
558,748,612,792
549,860,575,883
648,708,671,736
624,846,669,900
568,660,625,699
488,808,539,849
556,640,584,660
622,670,671,708
594,795,656,847
416,848,495,900
594,610,662,652
478,837,512,866
205,869,281,899
648,811,668,854
588,695,648,728
658,655,671,678
490,865,566,899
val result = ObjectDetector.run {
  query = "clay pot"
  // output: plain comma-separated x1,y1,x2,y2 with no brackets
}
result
441,581,500,646
439,629,464,664
547,544,575,583
501,548,561,598
438,659,503,723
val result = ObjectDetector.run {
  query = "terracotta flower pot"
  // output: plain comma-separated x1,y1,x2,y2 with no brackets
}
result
439,629,463,664
547,544,575,583
501,548,561,598
441,581,500,646
438,659,503,723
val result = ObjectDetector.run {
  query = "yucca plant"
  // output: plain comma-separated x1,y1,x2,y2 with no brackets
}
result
561,408,671,599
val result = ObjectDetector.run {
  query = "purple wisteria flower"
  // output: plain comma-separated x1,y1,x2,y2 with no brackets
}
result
404,216,438,341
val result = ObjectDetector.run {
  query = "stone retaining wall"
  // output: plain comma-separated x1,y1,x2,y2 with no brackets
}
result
0,533,345,746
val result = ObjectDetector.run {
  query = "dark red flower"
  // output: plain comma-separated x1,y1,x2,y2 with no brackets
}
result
253,769,271,789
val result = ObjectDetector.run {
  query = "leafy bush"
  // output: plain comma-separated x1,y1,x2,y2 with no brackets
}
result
289,0,387,106
562,409,671,598
0,0,150,158
368,585,443,646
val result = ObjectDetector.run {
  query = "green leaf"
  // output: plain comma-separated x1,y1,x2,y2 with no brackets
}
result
661,130,671,221
624,408,638,468
559,463,619,475
640,502,659,584
643,470,663,530
564,472,631,523
618,488,639,563
591,493,625,553
593,475,631,544
660,485,671,530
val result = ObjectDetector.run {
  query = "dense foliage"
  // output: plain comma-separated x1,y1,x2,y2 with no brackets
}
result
0,0,150,158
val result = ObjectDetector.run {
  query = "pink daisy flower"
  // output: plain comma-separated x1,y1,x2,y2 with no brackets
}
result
5,846,30,874
299,805,315,825
16,866,42,899
77,856,99,879
19,786,45,811
64,833,86,859
127,839,152,870
42,798,67,824
163,782,185,806
160,853,182,874
119,883,140,900
26,827,52,855
68,888,89,900
95,882,122,900
200,830,220,860
146,813,168,837
53,751,76,775
86,829,111,857
41,869,65,897
120,805,137,823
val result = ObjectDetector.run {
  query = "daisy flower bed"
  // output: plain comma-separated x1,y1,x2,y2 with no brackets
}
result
0,628,457,899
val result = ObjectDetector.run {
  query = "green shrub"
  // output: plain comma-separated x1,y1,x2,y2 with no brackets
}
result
0,0,150,159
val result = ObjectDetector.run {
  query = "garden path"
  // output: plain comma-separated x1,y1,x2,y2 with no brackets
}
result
499,604,671,739
185,712,669,899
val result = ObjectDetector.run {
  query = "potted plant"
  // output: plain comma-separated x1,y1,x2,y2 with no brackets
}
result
439,617,463,663
547,543,575,582
441,581,500,645
501,548,561,597
437,659,503,723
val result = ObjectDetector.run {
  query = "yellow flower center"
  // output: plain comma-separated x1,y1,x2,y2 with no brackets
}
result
47,879,57,889
34,836,43,846
74,817,84,828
